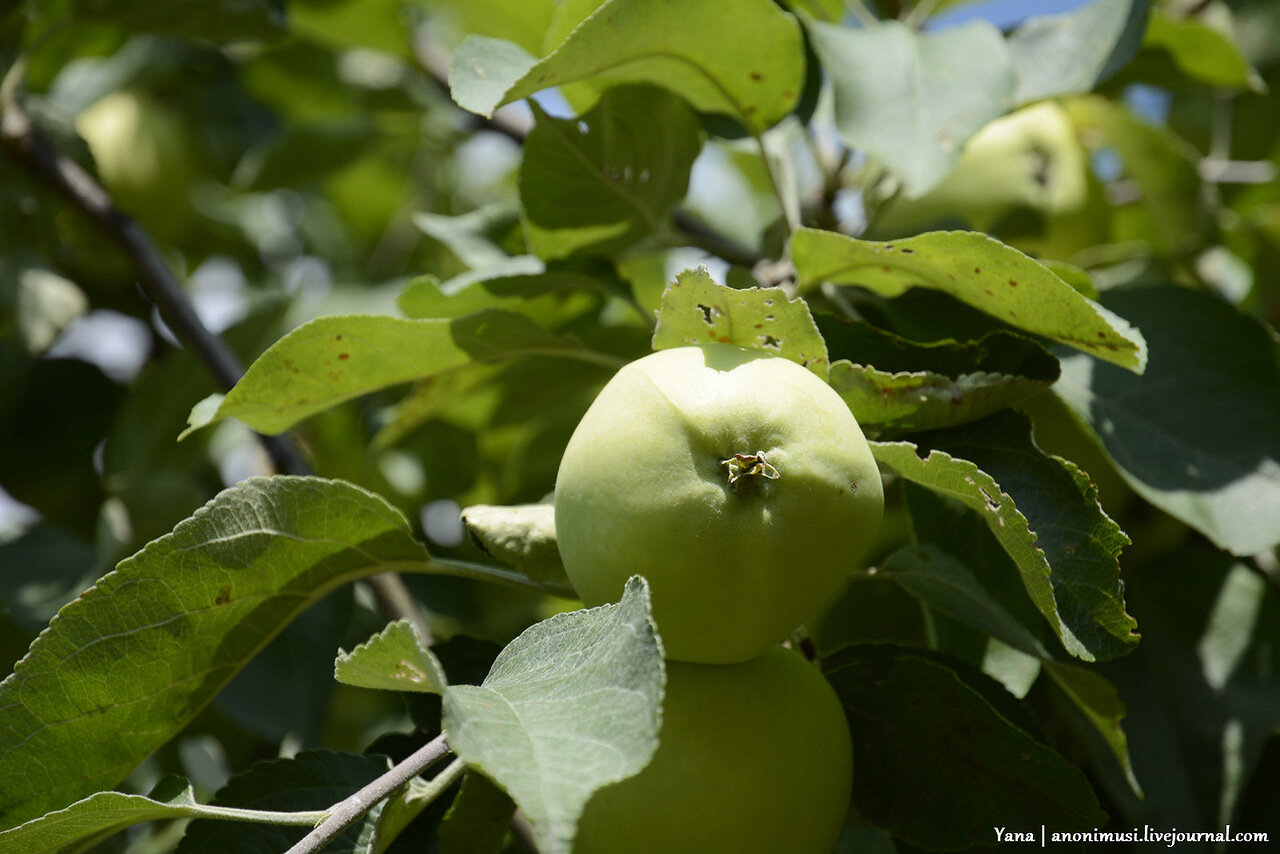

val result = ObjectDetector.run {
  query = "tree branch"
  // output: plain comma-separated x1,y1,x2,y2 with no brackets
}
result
284,735,457,854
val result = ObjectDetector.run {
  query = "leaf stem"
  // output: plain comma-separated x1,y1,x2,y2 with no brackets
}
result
425,556,577,598
752,127,798,237
903,0,943,28
285,736,459,854
842,0,879,28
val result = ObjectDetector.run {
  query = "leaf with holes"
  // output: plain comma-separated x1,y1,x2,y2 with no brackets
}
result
871,411,1138,662
651,268,828,378
792,227,1147,372
448,0,804,133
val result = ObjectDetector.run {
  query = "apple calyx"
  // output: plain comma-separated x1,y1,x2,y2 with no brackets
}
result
722,451,780,494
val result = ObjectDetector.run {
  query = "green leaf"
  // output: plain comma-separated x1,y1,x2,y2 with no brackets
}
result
0,776,320,854
176,751,390,854
829,350,1057,436
428,0,557,55
652,268,829,378
871,411,1139,662
1043,661,1142,798
1007,0,1151,105
335,619,448,694
442,576,663,854
0,476,429,830
881,545,1051,659
460,503,568,586
792,227,1148,372
520,85,702,259
437,771,517,854
825,646,1106,850
449,0,804,133
806,18,1014,197
1143,8,1265,92
185,311,611,436
1053,285,1280,556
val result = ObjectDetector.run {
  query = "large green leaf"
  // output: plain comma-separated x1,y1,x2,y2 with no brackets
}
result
825,646,1105,850
792,227,1148,372
806,18,1014,197
651,268,829,378
443,577,663,854
184,311,618,436
871,411,1139,662
1053,285,1280,556
1007,0,1151,104
0,477,429,830
0,776,320,854
449,0,804,133
520,85,702,259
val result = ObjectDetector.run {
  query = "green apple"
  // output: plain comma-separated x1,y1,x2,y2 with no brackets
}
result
554,343,883,663
876,101,1089,234
574,646,853,854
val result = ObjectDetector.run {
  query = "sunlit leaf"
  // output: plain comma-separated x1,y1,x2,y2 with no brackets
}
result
335,619,448,695
792,227,1147,372
1007,0,1151,104
806,18,1014,197
449,0,804,133
0,477,429,830
652,268,829,377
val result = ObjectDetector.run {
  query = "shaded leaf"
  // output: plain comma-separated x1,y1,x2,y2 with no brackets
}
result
1043,661,1142,797
184,312,609,436
871,411,1138,662
461,503,567,585
437,771,517,854
1053,285,1280,556
449,0,804,133
0,477,429,829
792,227,1147,372
1143,8,1264,92
652,268,829,377
442,576,663,854
335,620,448,695
1007,0,1151,104
825,646,1105,850
520,85,702,259
881,544,1051,658
177,751,389,854
807,18,1014,197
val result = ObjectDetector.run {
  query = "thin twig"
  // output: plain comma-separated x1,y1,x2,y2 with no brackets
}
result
284,735,457,854
903,0,943,28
